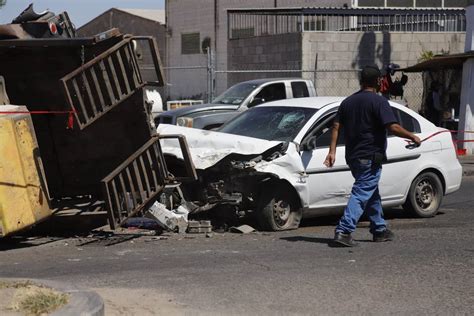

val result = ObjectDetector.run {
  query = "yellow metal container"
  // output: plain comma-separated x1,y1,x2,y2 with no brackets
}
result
0,105,51,237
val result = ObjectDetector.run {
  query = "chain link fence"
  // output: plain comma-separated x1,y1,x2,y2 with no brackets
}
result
164,51,424,112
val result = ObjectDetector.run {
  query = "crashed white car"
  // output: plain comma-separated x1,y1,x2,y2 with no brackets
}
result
158,97,462,231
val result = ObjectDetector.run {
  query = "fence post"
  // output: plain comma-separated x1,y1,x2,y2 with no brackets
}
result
206,48,216,103
207,48,211,103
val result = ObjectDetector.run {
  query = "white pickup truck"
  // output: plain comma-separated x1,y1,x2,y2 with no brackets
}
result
156,78,316,130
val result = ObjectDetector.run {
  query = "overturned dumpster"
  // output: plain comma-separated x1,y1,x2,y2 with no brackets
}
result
0,5,196,234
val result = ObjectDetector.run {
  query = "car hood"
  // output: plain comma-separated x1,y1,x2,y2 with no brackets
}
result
158,103,240,118
157,124,285,169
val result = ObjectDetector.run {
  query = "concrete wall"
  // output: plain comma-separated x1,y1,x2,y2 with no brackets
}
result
302,31,466,110
227,33,302,86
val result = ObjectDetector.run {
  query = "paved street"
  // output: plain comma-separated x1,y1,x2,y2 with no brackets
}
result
1,176,473,315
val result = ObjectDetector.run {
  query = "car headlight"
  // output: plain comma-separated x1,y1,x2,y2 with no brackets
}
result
176,117,194,127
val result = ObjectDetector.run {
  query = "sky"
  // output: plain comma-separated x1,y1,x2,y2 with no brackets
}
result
0,0,165,27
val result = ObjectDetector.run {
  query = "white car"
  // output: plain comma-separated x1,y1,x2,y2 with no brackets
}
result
158,97,462,231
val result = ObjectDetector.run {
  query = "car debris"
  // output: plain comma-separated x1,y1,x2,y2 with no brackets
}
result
157,123,304,231
229,225,256,234
145,202,189,233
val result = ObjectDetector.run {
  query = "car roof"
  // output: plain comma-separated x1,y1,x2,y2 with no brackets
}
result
239,78,310,85
259,97,346,109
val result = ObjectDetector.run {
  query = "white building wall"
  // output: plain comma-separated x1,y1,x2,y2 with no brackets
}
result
165,0,215,100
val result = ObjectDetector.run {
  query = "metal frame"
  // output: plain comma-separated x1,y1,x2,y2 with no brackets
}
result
133,36,166,86
227,7,466,39
61,36,166,130
102,135,197,229
61,36,143,130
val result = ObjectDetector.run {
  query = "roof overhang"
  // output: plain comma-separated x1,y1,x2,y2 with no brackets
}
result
399,51,474,72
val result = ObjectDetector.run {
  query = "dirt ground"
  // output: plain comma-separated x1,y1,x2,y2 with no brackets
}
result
0,287,22,316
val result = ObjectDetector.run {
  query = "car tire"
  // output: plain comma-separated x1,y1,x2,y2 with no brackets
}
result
403,172,443,218
256,182,302,231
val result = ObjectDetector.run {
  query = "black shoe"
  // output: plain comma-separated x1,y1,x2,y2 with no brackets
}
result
373,229,395,242
333,232,358,247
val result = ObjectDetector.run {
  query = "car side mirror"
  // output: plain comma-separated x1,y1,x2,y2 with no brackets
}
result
301,137,317,151
249,97,265,107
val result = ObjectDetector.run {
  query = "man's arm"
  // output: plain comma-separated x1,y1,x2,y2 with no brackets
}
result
324,122,341,167
387,123,421,145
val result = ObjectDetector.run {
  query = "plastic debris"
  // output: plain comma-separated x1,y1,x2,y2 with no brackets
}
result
229,224,256,234
145,202,189,233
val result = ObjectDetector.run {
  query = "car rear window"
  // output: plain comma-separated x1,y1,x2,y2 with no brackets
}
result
291,82,309,98
390,108,421,134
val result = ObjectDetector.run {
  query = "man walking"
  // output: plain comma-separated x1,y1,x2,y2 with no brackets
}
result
324,65,421,247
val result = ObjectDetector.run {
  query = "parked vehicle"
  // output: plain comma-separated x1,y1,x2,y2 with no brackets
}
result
158,97,462,231
155,78,316,130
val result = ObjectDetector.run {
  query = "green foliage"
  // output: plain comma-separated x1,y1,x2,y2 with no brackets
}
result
418,50,434,62
0,0,6,8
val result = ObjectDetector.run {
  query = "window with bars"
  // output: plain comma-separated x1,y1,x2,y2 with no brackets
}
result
357,0,468,7
181,32,200,55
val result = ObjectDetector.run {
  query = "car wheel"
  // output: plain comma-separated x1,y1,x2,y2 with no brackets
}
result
403,172,443,218
256,183,302,231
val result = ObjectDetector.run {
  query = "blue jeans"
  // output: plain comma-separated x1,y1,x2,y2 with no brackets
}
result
335,159,387,234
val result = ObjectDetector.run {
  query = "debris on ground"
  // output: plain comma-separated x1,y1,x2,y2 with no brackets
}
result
122,218,163,231
145,202,189,233
187,221,212,234
229,225,256,234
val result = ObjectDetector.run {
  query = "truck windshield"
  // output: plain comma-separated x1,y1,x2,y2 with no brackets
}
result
212,82,258,105
219,106,317,142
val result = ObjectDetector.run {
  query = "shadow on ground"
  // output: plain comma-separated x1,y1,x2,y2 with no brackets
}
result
299,207,423,228
0,198,147,251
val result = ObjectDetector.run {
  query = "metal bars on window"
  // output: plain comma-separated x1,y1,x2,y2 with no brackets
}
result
228,8,466,39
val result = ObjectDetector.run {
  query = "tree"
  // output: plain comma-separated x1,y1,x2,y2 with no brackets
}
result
0,0,6,9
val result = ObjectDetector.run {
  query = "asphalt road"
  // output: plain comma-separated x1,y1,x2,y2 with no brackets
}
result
1,177,473,315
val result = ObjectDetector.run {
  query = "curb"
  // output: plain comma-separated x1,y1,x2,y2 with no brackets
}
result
0,278,104,316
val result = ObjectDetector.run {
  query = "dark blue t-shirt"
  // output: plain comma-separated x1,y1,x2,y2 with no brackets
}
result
335,90,398,162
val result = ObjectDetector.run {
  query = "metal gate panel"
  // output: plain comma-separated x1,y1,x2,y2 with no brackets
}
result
102,135,197,229
61,37,145,130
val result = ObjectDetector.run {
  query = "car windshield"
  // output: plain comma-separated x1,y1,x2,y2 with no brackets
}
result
219,106,317,142
212,82,258,105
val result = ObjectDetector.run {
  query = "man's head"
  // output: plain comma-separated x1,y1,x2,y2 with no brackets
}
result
360,65,382,90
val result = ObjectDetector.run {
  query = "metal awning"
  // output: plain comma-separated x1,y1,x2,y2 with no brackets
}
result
399,51,474,72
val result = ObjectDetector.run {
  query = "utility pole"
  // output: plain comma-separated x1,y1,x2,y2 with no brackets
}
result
458,0,474,154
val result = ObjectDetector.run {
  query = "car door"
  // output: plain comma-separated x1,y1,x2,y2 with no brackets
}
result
299,109,354,214
380,106,425,204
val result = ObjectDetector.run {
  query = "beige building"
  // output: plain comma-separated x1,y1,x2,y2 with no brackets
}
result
165,0,348,100
166,0,469,100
